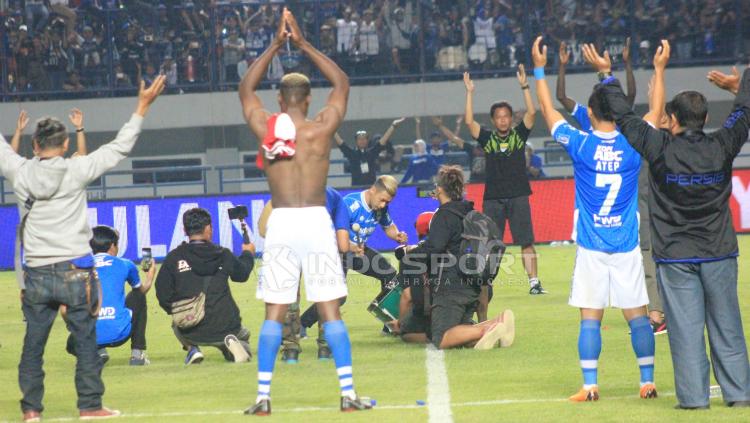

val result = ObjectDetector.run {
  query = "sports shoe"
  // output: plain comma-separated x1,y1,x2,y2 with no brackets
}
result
185,346,204,365
224,334,251,363
569,386,599,402
529,281,548,295
244,399,271,416
98,348,109,365
22,410,41,422
281,349,299,363
652,320,667,335
79,406,121,420
640,383,658,399
129,351,150,366
341,395,373,412
318,345,332,360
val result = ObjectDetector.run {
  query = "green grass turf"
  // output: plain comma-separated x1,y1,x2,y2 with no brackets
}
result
1,237,750,422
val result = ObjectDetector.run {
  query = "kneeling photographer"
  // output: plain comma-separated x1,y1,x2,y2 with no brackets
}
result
403,165,514,350
155,207,255,364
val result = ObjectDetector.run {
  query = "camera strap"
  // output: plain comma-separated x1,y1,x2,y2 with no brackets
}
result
15,194,37,290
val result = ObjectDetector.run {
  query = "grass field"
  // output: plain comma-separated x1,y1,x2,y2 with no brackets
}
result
2,238,750,422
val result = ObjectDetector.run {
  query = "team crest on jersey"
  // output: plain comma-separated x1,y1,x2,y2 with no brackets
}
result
177,260,192,273
349,202,360,212
499,142,509,152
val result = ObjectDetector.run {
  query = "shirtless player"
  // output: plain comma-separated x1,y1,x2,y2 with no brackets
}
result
239,9,370,415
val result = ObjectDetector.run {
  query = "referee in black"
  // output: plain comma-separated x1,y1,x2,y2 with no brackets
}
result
587,41,750,409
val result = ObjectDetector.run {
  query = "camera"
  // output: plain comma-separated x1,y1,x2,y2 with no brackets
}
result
417,184,435,199
141,247,153,271
227,205,248,220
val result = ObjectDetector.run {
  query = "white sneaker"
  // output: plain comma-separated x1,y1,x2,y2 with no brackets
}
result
224,334,251,363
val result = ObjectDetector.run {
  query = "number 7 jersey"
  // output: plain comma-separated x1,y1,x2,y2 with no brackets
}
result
551,120,641,253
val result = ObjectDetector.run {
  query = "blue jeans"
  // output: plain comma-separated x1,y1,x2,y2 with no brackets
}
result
657,258,750,407
19,262,104,413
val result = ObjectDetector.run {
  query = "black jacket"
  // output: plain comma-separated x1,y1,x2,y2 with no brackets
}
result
407,200,477,291
602,72,750,262
155,241,254,343
339,142,382,186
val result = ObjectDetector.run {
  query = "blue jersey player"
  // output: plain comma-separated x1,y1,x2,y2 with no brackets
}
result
64,226,155,366
532,36,656,402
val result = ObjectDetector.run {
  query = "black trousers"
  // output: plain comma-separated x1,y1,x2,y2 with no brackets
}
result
300,246,397,328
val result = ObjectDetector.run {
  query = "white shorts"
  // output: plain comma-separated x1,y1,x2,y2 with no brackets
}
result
568,245,648,309
257,207,347,304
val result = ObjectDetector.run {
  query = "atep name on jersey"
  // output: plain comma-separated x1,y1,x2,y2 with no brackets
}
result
593,145,623,172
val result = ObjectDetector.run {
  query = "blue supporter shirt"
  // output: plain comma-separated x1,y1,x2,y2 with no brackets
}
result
326,186,350,231
344,191,393,244
551,121,641,253
402,154,439,184
427,141,451,165
94,253,141,346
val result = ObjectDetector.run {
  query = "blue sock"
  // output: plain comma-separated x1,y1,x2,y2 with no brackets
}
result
578,319,601,388
323,320,355,399
629,316,655,385
256,320,282,401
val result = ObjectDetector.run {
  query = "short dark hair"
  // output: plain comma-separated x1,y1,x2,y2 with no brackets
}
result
33,117,67,150
90,226,119,254
183,208,212,236
279,72,311,105
587,84,615,123
670,91,707,130
490,101,513,118
436,165,464,201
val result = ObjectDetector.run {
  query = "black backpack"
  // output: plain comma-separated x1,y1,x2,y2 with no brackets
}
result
446,208,505,283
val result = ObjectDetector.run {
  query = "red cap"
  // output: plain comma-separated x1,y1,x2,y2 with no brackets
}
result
415,211,435,237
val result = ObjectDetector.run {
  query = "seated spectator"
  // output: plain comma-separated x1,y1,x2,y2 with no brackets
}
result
526,142,545,179
401,140,439,184
155,208,255,365
403,165,514,349
64,226,155,366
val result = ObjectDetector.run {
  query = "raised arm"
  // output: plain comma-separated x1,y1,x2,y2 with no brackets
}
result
379,117,406,146
708,66,750,157
414,116,422,141
532,37,566,131
239,11,289,137
642,40,670,127
463,72,481,139
582,43,667,161
287,10,350,133
517,64,537,129
69,108,87,156
432,116,465,148
623,37,636,107
10,110,29,153
556,42,577,112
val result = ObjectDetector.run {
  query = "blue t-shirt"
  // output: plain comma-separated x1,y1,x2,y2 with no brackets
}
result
551,121,641,253
326,186,350,231
94,253,141,346
427,141,450,164
528,154,545,178
344,191,393,244
402,155,439,183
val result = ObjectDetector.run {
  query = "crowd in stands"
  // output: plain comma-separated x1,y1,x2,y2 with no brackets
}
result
0,0,746,98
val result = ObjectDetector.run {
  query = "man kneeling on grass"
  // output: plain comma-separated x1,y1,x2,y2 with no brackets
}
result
401,165,514,349
155,208,256,364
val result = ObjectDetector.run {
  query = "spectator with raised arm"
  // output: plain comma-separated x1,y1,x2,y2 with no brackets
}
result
336,117,406,187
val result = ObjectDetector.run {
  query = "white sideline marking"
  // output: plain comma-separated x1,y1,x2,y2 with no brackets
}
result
426,344,454,423
7,392,675,422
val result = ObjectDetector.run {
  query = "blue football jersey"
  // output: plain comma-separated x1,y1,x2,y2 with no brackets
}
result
344,191,393,244
552,121,641,253
326,187,350,231
572,103,593,132
94,253,141,345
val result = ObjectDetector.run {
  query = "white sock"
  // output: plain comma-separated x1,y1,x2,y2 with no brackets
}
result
529,277,540,287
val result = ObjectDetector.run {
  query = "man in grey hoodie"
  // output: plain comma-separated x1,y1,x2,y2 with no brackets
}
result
1,75,165,422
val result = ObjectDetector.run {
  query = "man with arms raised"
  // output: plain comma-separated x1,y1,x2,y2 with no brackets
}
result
239,9,370,415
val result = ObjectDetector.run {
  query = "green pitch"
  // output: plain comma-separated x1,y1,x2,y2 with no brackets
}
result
2,239,750,422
